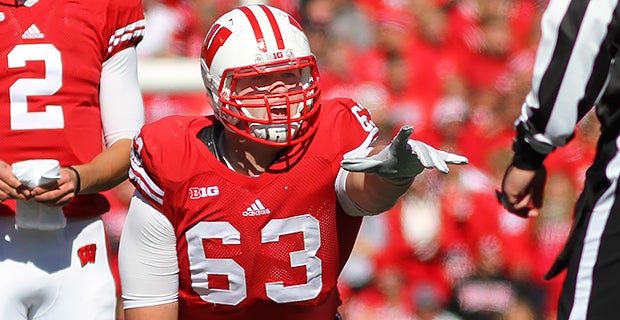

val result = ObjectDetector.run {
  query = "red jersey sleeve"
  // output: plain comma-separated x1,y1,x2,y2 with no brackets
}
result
317,97,379,161
129,116,214,212
103,0,145,59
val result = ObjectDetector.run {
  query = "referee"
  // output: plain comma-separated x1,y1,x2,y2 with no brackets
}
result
497,0,620,319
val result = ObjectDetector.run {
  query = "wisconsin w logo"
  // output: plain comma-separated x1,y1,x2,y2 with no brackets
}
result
77,243,97,267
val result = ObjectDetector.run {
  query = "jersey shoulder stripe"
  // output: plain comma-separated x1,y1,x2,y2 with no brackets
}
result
107,19,146,53
130,146,165,206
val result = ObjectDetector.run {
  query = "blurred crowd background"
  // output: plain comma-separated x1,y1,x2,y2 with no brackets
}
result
102,0,601,319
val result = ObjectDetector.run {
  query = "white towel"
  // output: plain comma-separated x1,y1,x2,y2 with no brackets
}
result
12,159,66,230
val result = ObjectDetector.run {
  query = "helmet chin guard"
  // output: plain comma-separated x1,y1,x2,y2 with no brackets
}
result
248,122,300,144
200,4,321,147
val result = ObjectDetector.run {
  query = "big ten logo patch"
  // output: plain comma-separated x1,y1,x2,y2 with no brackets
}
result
189,186,220,199
77,243,97,267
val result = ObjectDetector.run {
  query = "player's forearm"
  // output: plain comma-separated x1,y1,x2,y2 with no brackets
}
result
71,139,132,194
346,171,411,214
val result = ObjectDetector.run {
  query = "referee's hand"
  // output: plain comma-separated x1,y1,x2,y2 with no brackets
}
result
497,165,546,218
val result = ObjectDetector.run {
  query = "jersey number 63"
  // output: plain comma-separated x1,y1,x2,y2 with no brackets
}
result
186,214,322,305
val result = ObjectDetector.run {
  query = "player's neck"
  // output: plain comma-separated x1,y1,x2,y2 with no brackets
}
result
220,131,284,176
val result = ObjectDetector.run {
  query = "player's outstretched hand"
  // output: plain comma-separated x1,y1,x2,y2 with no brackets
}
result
341,125,469,184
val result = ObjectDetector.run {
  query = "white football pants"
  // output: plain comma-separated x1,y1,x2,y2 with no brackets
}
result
0,216,116,320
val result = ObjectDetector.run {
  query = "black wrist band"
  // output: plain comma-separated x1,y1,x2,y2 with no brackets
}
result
512,137,546,170
67,166,81,194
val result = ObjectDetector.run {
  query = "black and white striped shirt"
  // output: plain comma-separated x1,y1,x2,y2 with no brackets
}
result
512,0,620,169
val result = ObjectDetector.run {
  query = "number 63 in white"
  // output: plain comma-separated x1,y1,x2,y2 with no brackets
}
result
186,215,322,306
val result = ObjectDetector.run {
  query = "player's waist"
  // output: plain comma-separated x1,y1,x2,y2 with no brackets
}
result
0,193,111,218
179,288,341,320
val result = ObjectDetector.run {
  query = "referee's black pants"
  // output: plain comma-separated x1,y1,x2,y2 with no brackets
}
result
550,135,620,320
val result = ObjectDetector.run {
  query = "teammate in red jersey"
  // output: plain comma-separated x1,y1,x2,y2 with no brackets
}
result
118,4,467,320
0,0,145,319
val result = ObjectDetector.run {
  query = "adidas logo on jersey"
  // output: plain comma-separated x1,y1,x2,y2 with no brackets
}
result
243,199,271,216
22,24,44,39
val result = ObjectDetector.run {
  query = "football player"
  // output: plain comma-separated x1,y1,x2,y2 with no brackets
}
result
0,0,145,319
118,4,467,320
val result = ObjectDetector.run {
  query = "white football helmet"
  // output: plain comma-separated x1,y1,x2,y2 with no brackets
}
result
200,4,321,146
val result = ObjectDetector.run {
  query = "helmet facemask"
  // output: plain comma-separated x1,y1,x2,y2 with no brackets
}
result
216,56,320,147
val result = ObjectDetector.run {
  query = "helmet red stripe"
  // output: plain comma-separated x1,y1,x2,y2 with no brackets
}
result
204,23,222,49
288,16,304,33
202,26,232,68
239,6,267,52
259,4,285,50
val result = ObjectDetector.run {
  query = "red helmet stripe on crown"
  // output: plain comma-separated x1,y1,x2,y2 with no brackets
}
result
239,6,267,52
259,4,285,50
203,25,232,68
288,16,304,33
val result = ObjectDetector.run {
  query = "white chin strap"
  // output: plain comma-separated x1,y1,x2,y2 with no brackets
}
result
248,122,301,143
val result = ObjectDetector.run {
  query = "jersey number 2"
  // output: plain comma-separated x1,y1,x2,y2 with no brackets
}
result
186,215,322,305
8,44,64,130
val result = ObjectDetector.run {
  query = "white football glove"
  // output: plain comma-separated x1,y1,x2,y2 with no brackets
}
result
341,125,469,184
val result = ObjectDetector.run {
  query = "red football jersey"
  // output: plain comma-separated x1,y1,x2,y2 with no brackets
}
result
130,98,378,319
0,0,144,217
